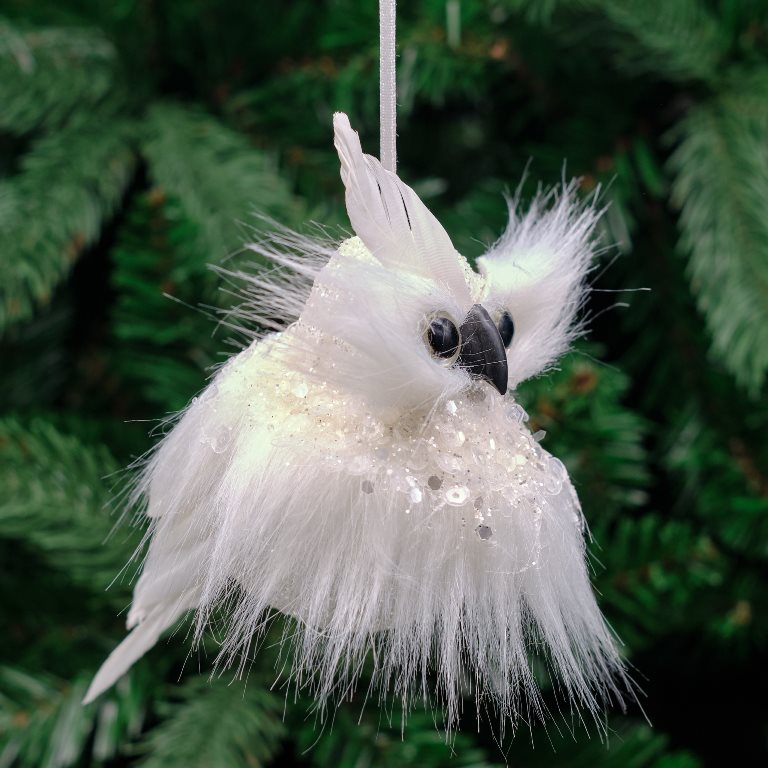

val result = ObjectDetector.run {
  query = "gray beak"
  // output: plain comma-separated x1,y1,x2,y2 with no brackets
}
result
456,304,508,395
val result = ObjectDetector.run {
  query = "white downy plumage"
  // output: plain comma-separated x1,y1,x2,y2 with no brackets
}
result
85,112,629,729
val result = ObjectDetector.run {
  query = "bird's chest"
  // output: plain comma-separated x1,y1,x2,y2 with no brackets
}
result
261,369,570,542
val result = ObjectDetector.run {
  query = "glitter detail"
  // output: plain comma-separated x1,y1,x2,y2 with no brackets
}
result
505,403,527,423
435,452,463,475
466,387,486,404
405,441,429,471
348,455,373,476
476,524,493,540
248,361,572,562
445,485,470,506
440,428,466,450
427,475,443,490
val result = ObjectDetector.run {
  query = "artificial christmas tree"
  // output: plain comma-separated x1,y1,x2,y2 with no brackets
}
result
1,2,767,765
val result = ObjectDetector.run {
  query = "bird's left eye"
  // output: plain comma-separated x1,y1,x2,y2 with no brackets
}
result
424,315,461,362
498,311,514,348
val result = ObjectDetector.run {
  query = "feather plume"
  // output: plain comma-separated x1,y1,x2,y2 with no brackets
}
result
334,113,472,304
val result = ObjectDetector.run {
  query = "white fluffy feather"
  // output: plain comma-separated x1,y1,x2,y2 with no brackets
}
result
334,113,473,304
477,183,600,388
84,113,629,731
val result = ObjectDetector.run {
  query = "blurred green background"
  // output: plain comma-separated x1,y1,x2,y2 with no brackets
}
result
1,1,767,765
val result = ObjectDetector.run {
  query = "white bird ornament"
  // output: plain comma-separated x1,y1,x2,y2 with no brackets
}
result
85,113,628,727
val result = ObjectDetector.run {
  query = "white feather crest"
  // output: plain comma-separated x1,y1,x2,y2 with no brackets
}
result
333,112,472,305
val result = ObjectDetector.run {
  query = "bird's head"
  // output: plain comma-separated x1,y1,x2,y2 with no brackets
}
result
287,114,599,419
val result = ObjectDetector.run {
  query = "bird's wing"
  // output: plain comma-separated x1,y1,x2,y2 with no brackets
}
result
85,338,280,701
83,434,215,703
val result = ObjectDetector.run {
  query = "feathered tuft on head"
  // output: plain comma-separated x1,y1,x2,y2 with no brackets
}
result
477,181,602,388
333,113,473,305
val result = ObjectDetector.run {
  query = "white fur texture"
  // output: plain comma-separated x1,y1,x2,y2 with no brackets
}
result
85,114,628,730
477,184,600,389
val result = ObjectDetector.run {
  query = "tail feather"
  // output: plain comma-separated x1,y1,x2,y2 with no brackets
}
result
83,605,187,704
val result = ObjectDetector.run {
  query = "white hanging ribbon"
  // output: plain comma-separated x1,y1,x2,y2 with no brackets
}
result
379,0,397,172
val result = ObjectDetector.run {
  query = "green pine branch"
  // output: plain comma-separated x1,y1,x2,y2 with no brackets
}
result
0,119,136,330
585,0,727,82
666,405,768,559
0,665,149,768
0,417,141,597
0,297,71,409
592,515,723,650
137,677,286,768
109,191,221,412
519,351,650,516
113,105,311,411
298,706,503,768
506,0,728,82
0,16,122,134
141,103,305,265
513,719,701,768
668,70,768,395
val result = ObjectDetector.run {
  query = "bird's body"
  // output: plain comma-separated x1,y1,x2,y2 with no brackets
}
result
85,114,627,727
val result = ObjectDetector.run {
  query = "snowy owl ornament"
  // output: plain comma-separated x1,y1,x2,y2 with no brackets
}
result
84,112,628,726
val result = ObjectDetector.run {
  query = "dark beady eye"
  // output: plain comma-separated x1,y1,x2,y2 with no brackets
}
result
425,316,460,360
498,311,514,348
